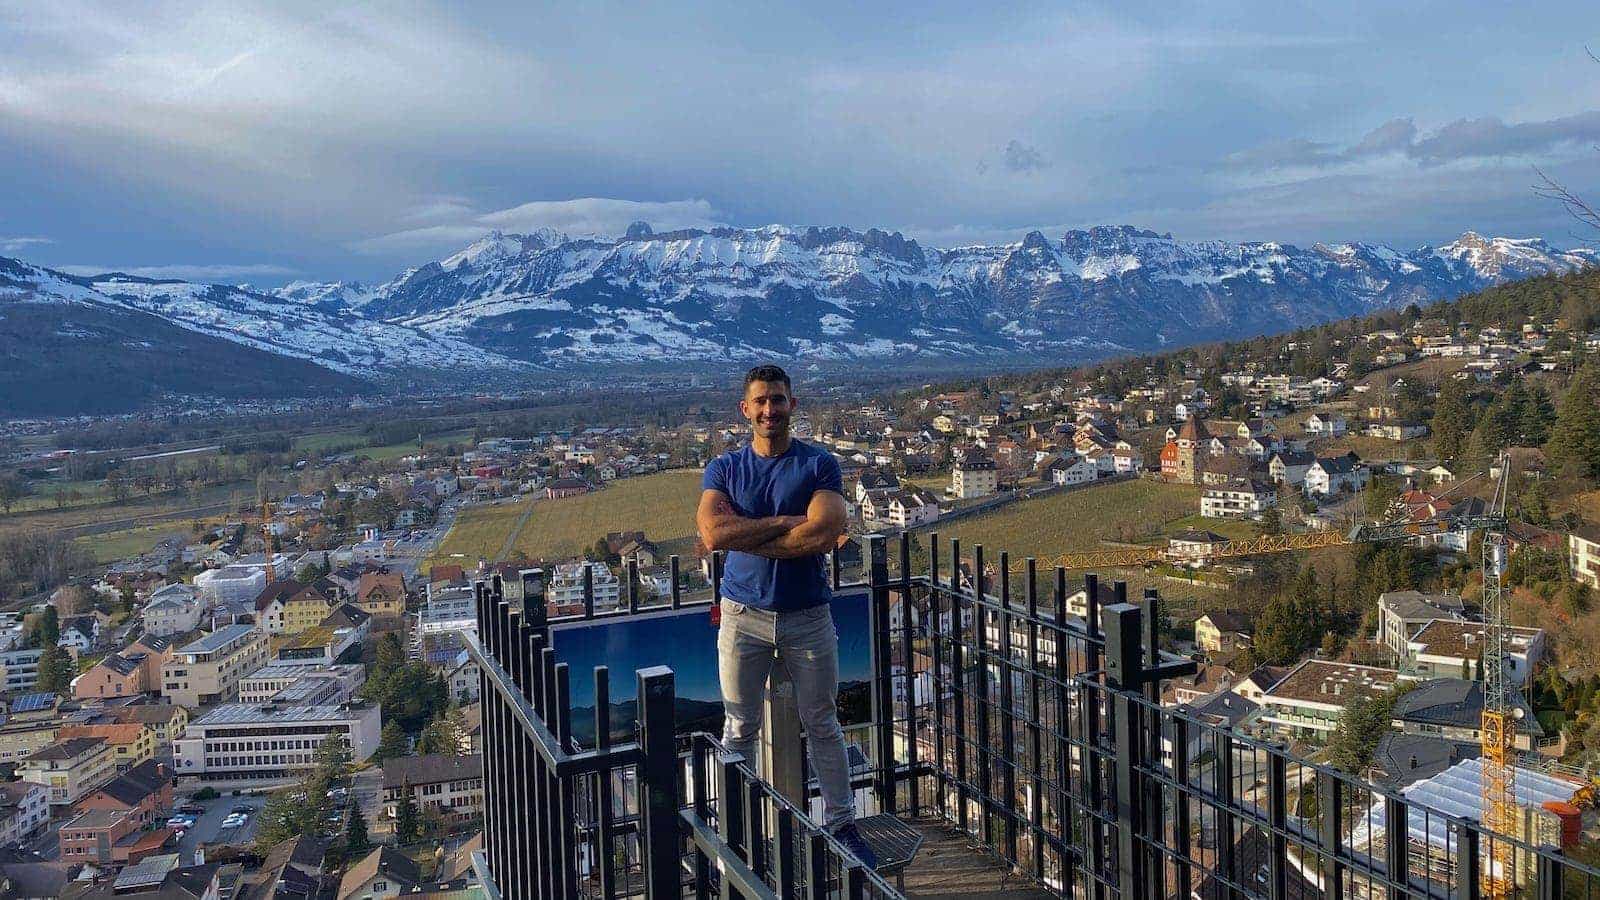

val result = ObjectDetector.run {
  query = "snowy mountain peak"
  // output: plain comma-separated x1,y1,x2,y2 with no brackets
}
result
440,229,564,271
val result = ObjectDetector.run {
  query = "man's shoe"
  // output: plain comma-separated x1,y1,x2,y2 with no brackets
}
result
831,822,879,869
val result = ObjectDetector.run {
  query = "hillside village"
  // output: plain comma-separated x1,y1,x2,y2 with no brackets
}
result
0,271,1599,894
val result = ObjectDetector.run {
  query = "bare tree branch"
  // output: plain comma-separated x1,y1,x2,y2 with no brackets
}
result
1534,165,1600,235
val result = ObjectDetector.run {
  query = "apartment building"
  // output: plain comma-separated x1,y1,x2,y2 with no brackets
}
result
547,562,621,612
141,582,205,637
1258,660,1402,741
381,753,485,827
0,646,45,692
0,781,48,846
56,724,157,773
951,454,998,499
161,624,270,708
20,736,118,807
1200,480,1277,518
173,700,382,785
1404,619,1545,687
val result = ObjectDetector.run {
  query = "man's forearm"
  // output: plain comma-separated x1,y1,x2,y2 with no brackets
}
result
701,514,799,552
748,519,842,559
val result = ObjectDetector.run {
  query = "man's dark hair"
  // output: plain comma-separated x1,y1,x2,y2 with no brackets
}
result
743,364,792,392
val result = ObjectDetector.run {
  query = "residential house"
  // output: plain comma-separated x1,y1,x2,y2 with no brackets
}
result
1570,525,1600,589
1376,591,1468,660
1370,732,1479,789
58,616,101,653
354,571,407,619
99,703,189,748
1167,529,1228,567
74,653,151,700
255,579,339,636
1391,678,1542,752
56,723,156,773
1404,619,1544,687
0,782,48,847
382,753,484,828
58,806,173,867
73,759,173,828
545,477,591,499
1305,412,1348,437
1194,611,1255,655
1200,480,1277,519
1268,450,1315,486
141,582,204,637
1046,454,1098,487
338,846,422,900
1364,421,1430,441
855,468,902,504
1304,453,1369,497
885,490,940,530
59,858,229,900
238,834,329,900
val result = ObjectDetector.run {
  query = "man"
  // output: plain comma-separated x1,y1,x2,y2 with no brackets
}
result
696,364,877,867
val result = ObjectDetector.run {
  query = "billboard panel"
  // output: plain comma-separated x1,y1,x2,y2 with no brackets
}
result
550,589,872,747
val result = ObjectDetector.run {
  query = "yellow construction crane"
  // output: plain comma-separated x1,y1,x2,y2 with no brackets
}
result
1478,453,1516,897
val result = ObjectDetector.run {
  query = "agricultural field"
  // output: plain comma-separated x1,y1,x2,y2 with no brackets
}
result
74,524,190,563
427,469,704,568
911,479,1228,610
424,499,532,568
920,479,1203,558
292,427,476,460
510,470,703,561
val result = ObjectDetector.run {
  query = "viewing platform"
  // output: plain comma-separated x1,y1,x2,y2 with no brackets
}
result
465,532,1596,900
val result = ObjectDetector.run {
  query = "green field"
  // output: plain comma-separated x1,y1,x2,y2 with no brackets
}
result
294,428,477,461
427,469,705,568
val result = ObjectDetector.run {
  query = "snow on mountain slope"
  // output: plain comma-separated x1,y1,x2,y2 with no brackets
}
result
9,221,1595,386
2,258,532,377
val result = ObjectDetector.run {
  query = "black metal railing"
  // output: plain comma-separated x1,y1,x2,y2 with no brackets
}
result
470,535,1600,899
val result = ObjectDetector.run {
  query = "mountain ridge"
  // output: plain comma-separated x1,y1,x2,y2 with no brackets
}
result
3,224,1594,412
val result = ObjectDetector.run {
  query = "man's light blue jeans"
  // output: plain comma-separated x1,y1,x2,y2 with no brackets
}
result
717,598,855,829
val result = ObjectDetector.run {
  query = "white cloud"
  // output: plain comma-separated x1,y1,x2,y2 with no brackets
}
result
0,235,53,253
56,262,299,282
352,197,726,258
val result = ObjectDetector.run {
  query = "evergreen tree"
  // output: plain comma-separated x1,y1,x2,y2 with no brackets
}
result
30,604,60,648
1546,367,1600,479
1517,384,1556,446
36,643,73,694
345,805,372,858
1431,379,1473,461
376,721,409,761
396,782,421,844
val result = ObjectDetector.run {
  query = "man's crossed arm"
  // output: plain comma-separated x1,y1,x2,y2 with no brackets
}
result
696,489,848,559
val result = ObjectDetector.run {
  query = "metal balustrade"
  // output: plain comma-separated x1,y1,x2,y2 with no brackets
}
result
469,535,1600,899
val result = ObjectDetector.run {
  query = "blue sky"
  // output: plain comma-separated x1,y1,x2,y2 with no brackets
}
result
2,1,1599,283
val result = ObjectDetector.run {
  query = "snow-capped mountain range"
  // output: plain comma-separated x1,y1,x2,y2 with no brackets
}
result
4,225,1595,386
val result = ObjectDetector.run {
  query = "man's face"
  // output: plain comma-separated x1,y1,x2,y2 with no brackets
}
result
741,380,794,438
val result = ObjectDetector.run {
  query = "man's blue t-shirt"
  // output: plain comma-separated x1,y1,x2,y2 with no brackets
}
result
702,440,842,612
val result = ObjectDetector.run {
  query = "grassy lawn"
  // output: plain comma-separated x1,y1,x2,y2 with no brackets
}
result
1161,514,1260,543
510,470,704,561
424,499,532,568
293,427,476,461
74,524,190,563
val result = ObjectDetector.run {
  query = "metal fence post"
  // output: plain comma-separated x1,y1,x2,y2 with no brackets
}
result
637,666,680,900
1104,602,1145,899
1318,770,1344,900
1456,822,1480,900
866,534,896,812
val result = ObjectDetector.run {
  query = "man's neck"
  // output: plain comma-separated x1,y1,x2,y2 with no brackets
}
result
751,433,792,458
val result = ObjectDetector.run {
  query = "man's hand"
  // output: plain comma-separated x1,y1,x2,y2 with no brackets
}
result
747,490,847,559
697,490,804,552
